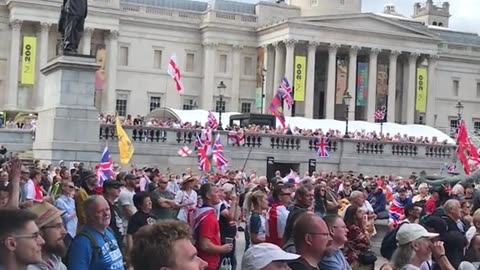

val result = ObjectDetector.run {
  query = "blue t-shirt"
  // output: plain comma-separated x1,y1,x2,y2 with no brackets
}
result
318,249,351,270
67,226,125,270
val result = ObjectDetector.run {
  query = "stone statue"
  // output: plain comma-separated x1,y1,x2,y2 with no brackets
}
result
418,170,480,187
58,0,88,54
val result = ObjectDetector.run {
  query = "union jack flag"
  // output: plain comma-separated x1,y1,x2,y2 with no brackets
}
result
197,143,211,172
269,92,286,128
278,77,293,109
212,134,228,169
97,146,114,186
374,106,386,121
207,111,218,129
447,163,457,173
315,137,330,158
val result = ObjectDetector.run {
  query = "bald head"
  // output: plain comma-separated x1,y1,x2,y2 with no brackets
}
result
293,213,331,258
258,176,268,187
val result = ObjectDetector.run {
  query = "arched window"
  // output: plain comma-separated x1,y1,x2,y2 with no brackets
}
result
432,21,437,26
438,22,444,26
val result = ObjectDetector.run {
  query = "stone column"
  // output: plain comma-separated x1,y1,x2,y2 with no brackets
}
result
426,55,438,126
284,39,296,117
36,22,50,109
305,41,318,119
273,41,285,100
202,42,217,110
104,30,119,113
81,28,93,55
406,53,419,124
347,46,359,120
326,43,338,119
230,44,242,112
367,48,380,122
6,19,22,110
263,44,275,114
387,50,399,123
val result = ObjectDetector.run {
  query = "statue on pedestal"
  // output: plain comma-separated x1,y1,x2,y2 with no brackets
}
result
418,170,480,187
58,0,88,54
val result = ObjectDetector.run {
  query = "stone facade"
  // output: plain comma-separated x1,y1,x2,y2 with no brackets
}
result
0,0,479,133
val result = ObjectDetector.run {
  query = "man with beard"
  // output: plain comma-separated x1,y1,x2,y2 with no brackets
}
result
288,213,332,270
27,202,67,270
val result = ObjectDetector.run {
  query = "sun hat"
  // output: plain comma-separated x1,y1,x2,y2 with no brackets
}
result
28,201,65,228
396,223,439,245
222,183,235,193
242,243,300,270
181,175,196,186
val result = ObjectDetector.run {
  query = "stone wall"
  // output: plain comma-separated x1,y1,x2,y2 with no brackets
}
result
0,129,34,153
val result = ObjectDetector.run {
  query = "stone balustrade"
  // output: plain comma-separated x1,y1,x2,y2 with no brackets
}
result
98,124,456,175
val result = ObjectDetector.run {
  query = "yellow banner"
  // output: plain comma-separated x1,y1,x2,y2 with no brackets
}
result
293,56,306,101
416,67,428,113
21,36,37,85
116,116,135,165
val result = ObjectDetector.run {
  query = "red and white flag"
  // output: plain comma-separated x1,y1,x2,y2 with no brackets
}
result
207,111,218,129
178,146,192,157
168,54,183,93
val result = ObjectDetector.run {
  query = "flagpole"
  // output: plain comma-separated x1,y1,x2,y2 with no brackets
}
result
163,74,169,121
241,145,254,172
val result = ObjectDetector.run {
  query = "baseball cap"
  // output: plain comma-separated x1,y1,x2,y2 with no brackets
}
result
396,223,438,245
103,180,124,189
28,201,65,228
242,243,300,270
222,183,235,193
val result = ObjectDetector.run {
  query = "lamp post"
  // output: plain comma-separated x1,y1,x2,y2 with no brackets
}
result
217,81,226,127
261,68,266,114
455,101,464,121
343,91,352,138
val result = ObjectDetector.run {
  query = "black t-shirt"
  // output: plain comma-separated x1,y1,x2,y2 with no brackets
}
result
127,210,156,235
219,202,237,242
288,257,319,270
107,200,124,246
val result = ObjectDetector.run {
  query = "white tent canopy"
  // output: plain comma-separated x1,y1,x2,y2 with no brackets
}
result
145,107,455,144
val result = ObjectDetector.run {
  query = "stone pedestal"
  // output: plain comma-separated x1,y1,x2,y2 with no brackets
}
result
33,55,101,164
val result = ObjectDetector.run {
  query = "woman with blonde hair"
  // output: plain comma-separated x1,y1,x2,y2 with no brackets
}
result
248,190,269,245
412,183,430,203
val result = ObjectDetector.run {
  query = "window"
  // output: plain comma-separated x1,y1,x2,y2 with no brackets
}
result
340,0,345,5
215,100,226,112
241,102,251,113
450,119,459,128
153,50,162,69
149,96,161,111
311,0,318,6
183,98,196,110
119,46,129,66
244,57,253,76
474,121,480,132
186,53,195,72
116,93,128,117
219,54,227,73
477,82,480,98
452,79,459,96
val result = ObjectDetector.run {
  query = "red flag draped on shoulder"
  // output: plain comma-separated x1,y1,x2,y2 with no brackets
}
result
269,91,286,128
168,54,183,93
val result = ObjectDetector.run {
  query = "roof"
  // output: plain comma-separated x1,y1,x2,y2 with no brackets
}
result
120,0,256,14
212,0,256,14
428,26,480,46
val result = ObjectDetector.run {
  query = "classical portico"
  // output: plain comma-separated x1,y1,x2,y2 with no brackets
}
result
258,13,439,124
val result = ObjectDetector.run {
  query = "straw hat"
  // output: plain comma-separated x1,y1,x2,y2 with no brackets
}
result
28,201,65,228
181,175,196,186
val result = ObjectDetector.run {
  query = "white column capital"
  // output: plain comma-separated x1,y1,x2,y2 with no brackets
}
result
202,42,218,49
409,52,420,61
308,41,320,49
10,19,22,29
370,48,381,56
284,39,297,49
390,50,400,58
272,41,284,48
40,22,50,32
329,43,339,54
232,44,244,50
429,54,439,63
107,30,119,40
349,45,360,55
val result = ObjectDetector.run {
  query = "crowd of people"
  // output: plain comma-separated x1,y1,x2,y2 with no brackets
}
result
98,113,451,145
2,156,480,270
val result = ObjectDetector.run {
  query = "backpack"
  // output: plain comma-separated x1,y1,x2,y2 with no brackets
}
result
68,227,114,268
380,222,407,260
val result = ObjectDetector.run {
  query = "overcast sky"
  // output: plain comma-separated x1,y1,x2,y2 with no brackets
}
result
221,0,479,33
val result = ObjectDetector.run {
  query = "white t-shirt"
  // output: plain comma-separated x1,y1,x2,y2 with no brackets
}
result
118,187,136,227
25,179,35,200
175,190,197,222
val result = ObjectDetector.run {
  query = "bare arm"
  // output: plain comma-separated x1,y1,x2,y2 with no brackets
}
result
198,237,228,254
7,158,20,209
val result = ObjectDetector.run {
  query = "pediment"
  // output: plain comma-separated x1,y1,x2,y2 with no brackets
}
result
289,13,438,40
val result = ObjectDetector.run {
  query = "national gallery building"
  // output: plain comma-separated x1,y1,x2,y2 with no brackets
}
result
0,0,479,131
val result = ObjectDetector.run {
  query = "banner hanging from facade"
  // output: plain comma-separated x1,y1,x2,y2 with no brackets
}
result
255,88,262,108
376,63,389,108
95,47,106,91
416,67,428,113
256,47,265,109
293,56,306,101
21,36,37,85
356,62,368,106
335,59,348,104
